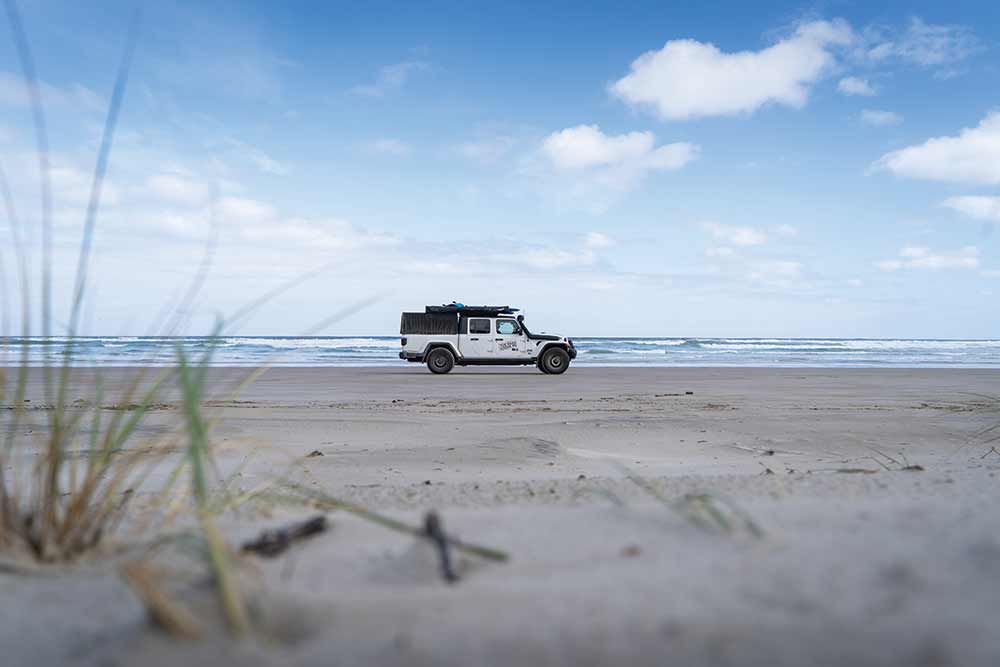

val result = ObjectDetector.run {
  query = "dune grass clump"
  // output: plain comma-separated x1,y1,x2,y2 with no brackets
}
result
2,0,508,636
0,0,167,562
0,366,174,561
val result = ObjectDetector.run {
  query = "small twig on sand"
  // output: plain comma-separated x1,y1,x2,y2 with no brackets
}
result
424,511,458,583
277,481,509,563
723,443,807,456
981,446,1000,459
242,515,328,558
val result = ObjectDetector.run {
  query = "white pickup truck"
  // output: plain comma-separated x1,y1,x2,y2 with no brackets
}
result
399,304,577,374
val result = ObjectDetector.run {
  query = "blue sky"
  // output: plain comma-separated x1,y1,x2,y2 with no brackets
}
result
1,0,999,337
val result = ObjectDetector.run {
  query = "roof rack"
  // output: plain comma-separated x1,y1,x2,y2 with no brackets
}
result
425,302,520,316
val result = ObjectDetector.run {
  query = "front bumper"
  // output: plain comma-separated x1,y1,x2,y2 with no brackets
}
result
568,346,578,360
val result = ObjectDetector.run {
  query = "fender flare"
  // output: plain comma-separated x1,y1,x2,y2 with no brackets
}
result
422,342,461,359
536,341,571,357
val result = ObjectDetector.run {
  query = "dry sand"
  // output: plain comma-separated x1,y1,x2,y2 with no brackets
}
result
2,366,999,666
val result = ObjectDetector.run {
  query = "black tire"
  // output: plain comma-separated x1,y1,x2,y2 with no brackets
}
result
539,347,570,375
426,347,455,374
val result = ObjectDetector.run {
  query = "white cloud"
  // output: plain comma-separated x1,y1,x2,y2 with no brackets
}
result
873,112,1000,185
350,61,427,97
535,125,697,207
942,196,1000,223
610,20,852,120
580,280,618,292
838,76,875,96
876,245,979,271
0,71,104,111
704,222,767,246
982,269,1000,278
140,209,212,238
410,261,463,275
864,18,979,68
748,260,803,284
542,125,696,171
368,138,411,156
583,232,614,249
146,174,210,206
218,196,276,224
705,246,735,258
240,217,397,251
459,136,515,163
221,138,290,176
519,248,596,270
861,109,902,126
50,165,120,207
247,152,289,176
847,278,864,287
774,224,798,237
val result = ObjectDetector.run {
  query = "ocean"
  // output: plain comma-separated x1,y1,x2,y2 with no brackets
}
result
2,336,999,367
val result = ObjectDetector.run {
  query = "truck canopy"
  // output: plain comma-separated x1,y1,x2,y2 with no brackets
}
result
400,312,459,335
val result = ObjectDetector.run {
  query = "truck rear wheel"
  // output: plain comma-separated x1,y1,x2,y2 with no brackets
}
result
539,347,570,375
426,347,455,374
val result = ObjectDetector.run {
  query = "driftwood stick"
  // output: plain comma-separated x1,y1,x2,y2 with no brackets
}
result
424,511,458,583
242,515,328,557
278,482,510,563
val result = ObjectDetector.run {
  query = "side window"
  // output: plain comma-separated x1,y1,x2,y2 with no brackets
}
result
497,320,520,335
469,319,491,334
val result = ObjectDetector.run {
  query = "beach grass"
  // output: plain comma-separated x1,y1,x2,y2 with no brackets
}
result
1,2,506,641
0,0,162,561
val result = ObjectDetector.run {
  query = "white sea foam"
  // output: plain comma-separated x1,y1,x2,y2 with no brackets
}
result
4,336,998,367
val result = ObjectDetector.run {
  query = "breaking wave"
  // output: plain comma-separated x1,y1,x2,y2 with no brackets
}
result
2,336,998,367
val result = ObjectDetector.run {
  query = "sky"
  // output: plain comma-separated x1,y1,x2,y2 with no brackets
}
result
1,0,999,338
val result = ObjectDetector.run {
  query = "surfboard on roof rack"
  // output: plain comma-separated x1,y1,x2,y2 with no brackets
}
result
424,303,520,316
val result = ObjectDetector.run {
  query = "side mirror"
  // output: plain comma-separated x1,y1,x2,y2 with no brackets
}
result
516,314,524,322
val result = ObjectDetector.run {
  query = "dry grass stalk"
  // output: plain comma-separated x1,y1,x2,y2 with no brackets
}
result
622,467,765,538
120,561,202,640
177,340,251,637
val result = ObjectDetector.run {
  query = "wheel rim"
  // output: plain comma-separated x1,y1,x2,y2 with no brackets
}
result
433,356,446,368
549,355,563,368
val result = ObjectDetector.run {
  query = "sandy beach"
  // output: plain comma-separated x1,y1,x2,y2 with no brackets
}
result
2,366,999,666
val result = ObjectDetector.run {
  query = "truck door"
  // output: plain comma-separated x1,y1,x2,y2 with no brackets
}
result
461,317,494,358
494,318,530,359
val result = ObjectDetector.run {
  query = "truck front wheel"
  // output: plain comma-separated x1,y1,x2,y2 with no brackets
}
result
539,347,570,375
426,348,455,374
